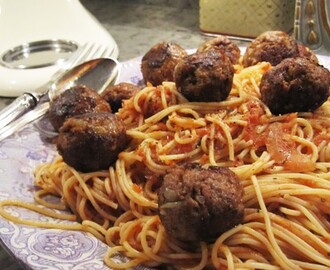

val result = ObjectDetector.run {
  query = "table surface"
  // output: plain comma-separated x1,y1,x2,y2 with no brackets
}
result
0,1,248,269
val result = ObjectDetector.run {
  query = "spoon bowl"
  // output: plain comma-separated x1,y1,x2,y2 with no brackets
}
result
48,57,120,101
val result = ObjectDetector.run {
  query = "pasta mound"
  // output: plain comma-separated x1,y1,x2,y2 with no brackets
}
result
1,62,330,270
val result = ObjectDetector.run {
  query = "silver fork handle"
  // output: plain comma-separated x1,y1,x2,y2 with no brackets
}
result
0,93,40,129
0,102,49,142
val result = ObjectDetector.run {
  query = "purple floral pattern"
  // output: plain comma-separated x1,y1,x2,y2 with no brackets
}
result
0,59,144,270
33,232,92,260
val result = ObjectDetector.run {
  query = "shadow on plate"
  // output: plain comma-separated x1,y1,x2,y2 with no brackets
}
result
34,114,58,143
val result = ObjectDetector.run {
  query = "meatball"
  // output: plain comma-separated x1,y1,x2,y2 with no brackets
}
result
158,164,244,243
174,50,234,102
197,36,241,64
57,112,129,172
297,43,318,64
141,42,188,86
101,82,141,112
242,31,299,67
49,85,111,131
260,57,330,115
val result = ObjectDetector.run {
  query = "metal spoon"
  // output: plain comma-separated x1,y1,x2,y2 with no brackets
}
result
47,57,119,100
0,57,119,141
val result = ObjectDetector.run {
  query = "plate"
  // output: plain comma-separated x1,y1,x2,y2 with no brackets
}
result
0,56,142,270
1,52,330,270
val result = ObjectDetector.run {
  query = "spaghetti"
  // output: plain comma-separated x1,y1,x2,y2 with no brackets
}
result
1,61,330,269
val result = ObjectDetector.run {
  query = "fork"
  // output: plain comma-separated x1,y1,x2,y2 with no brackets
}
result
0,42,114,130
0,43,116,141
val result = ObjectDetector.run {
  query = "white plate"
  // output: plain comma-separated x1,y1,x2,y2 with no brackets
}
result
0,52,330,270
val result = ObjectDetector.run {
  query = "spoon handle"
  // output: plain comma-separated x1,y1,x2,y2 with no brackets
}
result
0,93,39,129
0,102,49,141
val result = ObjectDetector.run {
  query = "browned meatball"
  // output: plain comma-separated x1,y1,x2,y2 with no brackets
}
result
242,31,299,67
260,57,330,115
101,82,141,112
141,42,188,86
297,43,319,64
49,85,111,131
57,112,129,172
174,50,234,102
158,163,244,243
197,36,241,64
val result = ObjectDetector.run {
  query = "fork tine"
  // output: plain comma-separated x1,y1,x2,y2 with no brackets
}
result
41,42,95,87
89,44,107,59
68,42,95,68
89,44,115,60
95,45,108,58
86,44,104,60
101,46,115,58
69,43,115,67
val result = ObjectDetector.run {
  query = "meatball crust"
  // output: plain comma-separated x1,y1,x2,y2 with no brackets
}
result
49,85,111,131
197,36,241,64
101,82,141,112
174,50,234,102
57,112,128,172
141,42,188,86
297,43,318,64
260,57,330,115
242,31,299,67
158,164,244,243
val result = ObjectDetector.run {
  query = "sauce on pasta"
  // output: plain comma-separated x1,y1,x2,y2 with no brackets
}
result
1,61,330,269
